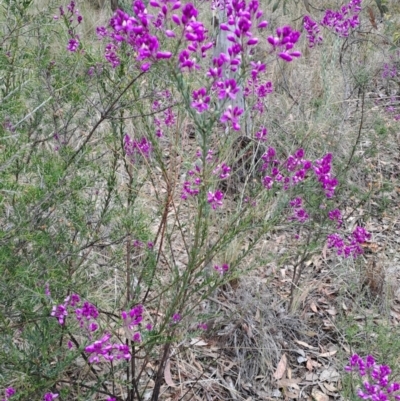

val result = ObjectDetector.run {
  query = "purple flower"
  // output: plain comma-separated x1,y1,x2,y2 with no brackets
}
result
328,208,343,227
67,0,75,12
289,198,309,223
217,79,240,100
352,226,371,243
67,38,79,52
191,88,210,113
327,226,370,258
156,51,172,59
124,134,152,163
75,301,99,322
172,313,181,323
255,126,268,141
51,304,68,325
164,108,175,126
303,16,323,48
382,63,397,79
4,388,16,400
290,197,302,208
121,305,143,329
320,0,361,37
345,354,400,401
214,263,229,275
132,332,142,342
313,153,338,198
268,25,301,62
262,175,273,189
105,43,120,68
181,179,201,199
207,190,224,209
133,239,143,248
213,163,231,179
220,105,243,131
43,393,58,401
65,293,80,307
85,332,131,363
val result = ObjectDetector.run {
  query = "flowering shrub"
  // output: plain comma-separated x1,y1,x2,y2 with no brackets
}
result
267,25,301,62
302,0,362,48
0,0,380,398
320,0,362,37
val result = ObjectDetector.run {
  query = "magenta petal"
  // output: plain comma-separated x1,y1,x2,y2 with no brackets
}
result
156,51,172,59
257,20,268,28
247,37,258,45
278,52,293,62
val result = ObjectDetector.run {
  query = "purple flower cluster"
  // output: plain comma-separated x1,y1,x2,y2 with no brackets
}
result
85,332,131,363
172,313,181,323
289,198,309,223
121,305,143,341
84,305,146,363
345,354,400,400
75,301,99,333
382,63,397,79
261,148,313,191
216,0,268,72
51,294,99,336
181,150,228,207
181,165,202,200
51,293,80,325
53,132,67,152
214,263,229,275
220,105,243,131
267,25,301,62
302,0,362,48
207,0,276,130
374,92,400,121
254,126,268,141
213,163,231,179
98,0,176,69
313,153,338,198
320,0,362,38
43,393,58,401
55,1,83,52
152,98,175,137
244,63,273,114
132,239,154,249
191,88,210,113
207,190,224,209
328,208,343,228
327,226,370,258
175,3,213,70
2,388,16,401
96,0,303,133
1,389,58,401
303,16,323,48
216,79,240,101
124,134,152,163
